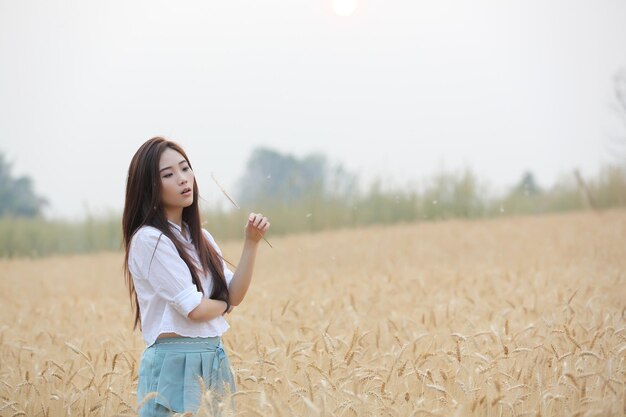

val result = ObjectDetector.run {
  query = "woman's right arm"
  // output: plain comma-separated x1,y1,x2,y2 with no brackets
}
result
188,299,228,321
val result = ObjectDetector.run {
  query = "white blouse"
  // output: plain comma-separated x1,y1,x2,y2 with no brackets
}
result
128,220,234,347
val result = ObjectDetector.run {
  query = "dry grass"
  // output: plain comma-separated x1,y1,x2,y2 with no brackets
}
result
0,209,625,416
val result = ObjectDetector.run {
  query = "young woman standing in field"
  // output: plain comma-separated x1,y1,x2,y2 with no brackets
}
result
122,137,270,416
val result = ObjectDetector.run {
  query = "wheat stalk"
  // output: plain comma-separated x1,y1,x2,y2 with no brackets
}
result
211,172,273,248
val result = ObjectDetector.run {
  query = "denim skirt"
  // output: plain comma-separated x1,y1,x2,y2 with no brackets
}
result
137,336,236,416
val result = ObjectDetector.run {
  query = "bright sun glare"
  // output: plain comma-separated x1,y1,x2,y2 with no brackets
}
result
331,0,358,17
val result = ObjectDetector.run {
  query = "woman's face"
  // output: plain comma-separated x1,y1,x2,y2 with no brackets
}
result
159,147,195,212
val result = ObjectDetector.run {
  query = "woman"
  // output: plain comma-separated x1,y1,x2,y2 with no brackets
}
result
122,137,269,416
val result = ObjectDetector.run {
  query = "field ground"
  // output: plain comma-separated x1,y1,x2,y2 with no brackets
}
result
1,209,625,416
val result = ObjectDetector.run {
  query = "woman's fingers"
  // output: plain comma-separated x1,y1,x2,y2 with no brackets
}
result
248,213,268,229
254,214,264,228
248,212,262,222
244,213,271,244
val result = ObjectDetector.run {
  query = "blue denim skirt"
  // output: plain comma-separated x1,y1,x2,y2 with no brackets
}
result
137,336,236,416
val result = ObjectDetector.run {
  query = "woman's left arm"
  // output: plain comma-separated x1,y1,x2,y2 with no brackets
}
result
229,213,269,306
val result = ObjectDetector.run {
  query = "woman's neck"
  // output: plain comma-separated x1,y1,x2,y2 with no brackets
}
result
165,208,183,230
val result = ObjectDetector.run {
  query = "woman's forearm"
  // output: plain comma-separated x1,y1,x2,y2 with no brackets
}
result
188,298,228,322
228,239,259,306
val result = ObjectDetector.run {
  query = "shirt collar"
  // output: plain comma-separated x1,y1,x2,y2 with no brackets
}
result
167,220,191,240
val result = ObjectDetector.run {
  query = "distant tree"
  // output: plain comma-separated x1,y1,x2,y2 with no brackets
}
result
236,147,356,205
420,167,487,219
513,171,542,196
498,171,544,214
0,152,47,217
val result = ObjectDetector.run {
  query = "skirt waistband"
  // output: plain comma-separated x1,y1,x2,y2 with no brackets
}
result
151,336,222,352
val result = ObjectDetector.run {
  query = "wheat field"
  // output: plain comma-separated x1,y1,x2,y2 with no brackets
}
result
0,210,625,416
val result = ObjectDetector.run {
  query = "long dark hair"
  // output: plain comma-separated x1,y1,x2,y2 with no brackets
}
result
122,137,229,331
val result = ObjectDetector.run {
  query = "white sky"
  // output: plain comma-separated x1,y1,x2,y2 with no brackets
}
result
1,0,625,219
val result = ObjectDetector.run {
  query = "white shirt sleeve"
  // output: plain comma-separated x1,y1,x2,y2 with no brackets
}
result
202,228,235,287
131,229,203,318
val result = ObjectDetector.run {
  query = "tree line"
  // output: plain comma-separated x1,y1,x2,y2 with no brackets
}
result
1,143,625,257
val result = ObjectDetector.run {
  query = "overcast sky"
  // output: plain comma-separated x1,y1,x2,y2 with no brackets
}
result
1,0,625,219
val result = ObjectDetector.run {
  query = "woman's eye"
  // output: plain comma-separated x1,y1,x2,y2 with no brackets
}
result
183,167,190,172
163,173,173,178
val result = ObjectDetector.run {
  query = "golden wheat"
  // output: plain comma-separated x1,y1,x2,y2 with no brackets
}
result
0,209,625,416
